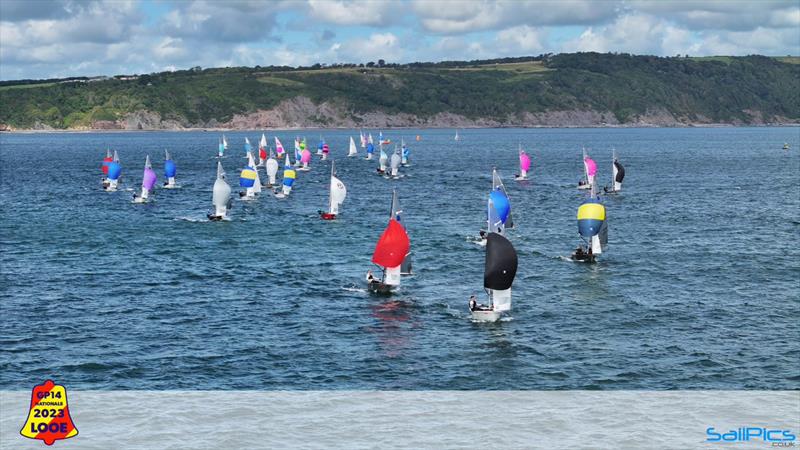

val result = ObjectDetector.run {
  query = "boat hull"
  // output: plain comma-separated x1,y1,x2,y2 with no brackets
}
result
471,309,502,322
320,212,336,220
368,281,395,295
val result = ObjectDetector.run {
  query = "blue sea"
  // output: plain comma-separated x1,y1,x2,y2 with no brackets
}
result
1,127,798,390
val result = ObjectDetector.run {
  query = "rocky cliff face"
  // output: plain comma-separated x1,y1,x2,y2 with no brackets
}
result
9,96,791,132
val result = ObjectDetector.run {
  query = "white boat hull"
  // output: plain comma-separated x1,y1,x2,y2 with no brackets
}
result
164,177,177,188
471,309,502,322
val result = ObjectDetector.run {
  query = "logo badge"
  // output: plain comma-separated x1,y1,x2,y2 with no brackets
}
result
20,380,78,445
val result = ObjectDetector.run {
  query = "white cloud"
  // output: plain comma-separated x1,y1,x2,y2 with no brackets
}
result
496,25,546,54
306,0,397,26
562,13,698,56
330,32,401,62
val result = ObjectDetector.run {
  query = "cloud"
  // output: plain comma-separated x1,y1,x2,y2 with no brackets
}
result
562,13,698,55
158,0,287,43
330,32,401,62
306,0,398,26
0,0,72,21
629,0,800,31
413,0,618,33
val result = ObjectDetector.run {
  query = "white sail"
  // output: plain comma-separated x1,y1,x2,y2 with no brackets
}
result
348,137,357,156
222,134,228,150
138,155,152,200
360,130,366,148
212,161,232,218
368,133,374,144
260,133,267,149
390,152,401,177
612,149,622,191
591,234,603,255
379,150,388,172
454,130,460,141
266,156,278,185
329,162,347,215
490,288,511,312
384,265,401,286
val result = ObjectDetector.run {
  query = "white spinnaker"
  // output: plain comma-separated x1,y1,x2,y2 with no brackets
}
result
212,162,231,217
348,137,357,156
266,157,278,185
330,175,346,215
390,153,401,176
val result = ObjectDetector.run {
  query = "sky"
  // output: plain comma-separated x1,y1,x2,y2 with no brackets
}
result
0,0,798,80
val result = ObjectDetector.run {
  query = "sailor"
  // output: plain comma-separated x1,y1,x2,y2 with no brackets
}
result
366,270,377,284
469,295,478,311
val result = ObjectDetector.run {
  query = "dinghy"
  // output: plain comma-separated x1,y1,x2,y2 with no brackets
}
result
578,149,596,190
163,150,177,188
492,168,514,229
208,161,232,221
319,161,347,220
379,131,390,145
258,133,268,165
222,135,229,156
275,154,296,198
572,184,608,262
265,152,279,187
322,141,330,160
470,232,518,322
294,138,306,167
378,148,388,173
104,151,122,191
217,136,226,158
101,149,113,187
401,141,410,166
244,137,253,158
389,149,401,178
783,143,790,150
515,148,531,181
299,148,312,171
368,193,411,294
238,153,261,200
133,155,156,203
604,150,625,193
348,136,358,157
275,137,285,157
389,189,413,275
477,177,512,245
454,130,460,141
360,130,366,148
316,137,324,155
366,141,375,160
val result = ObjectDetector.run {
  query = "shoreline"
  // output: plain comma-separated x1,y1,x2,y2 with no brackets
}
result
3,123,798,133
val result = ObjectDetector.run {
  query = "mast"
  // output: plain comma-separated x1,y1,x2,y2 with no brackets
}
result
329,161,335,213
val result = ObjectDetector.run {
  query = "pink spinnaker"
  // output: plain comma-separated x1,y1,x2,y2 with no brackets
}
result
584,157,597,176
519,152,531,172
275,137,285,155
142,168,157,190
301,149,312,163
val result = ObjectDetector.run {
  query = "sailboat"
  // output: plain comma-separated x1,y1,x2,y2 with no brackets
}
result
222,134,229,156
604,149,625,193
389,189,413,275
295,138,307,167
265,152,279,187
783,143,790,150
492,168,514,229
348,136,358,157
454,130,460,141
133,155,157,203
379,131,390,145
401,140,410,166
101,149,113,187
217,137,225,158
319,161,347,220
275,137,285,157
360,130,366,148
366,140,375,160
244,137,252,157
299,147,312,171
322,141,330,160
238,152,261,200
515,148,531,181
470,232,518,322
163,150,177,188
104,151,122,191
368,190,411,294
208,161,232,221
389,149,401,178
578,148,596,190
275,154,296,198
378,147,388,173
258,133,268,165
572,183,608,262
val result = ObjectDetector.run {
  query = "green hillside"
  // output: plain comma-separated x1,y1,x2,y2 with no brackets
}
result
1,53,798,129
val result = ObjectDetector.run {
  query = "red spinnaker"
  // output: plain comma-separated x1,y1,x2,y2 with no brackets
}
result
371,219,410,268
101,156,113,174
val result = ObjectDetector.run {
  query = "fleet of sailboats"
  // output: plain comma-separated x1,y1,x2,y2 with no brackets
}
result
102,133,629,322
